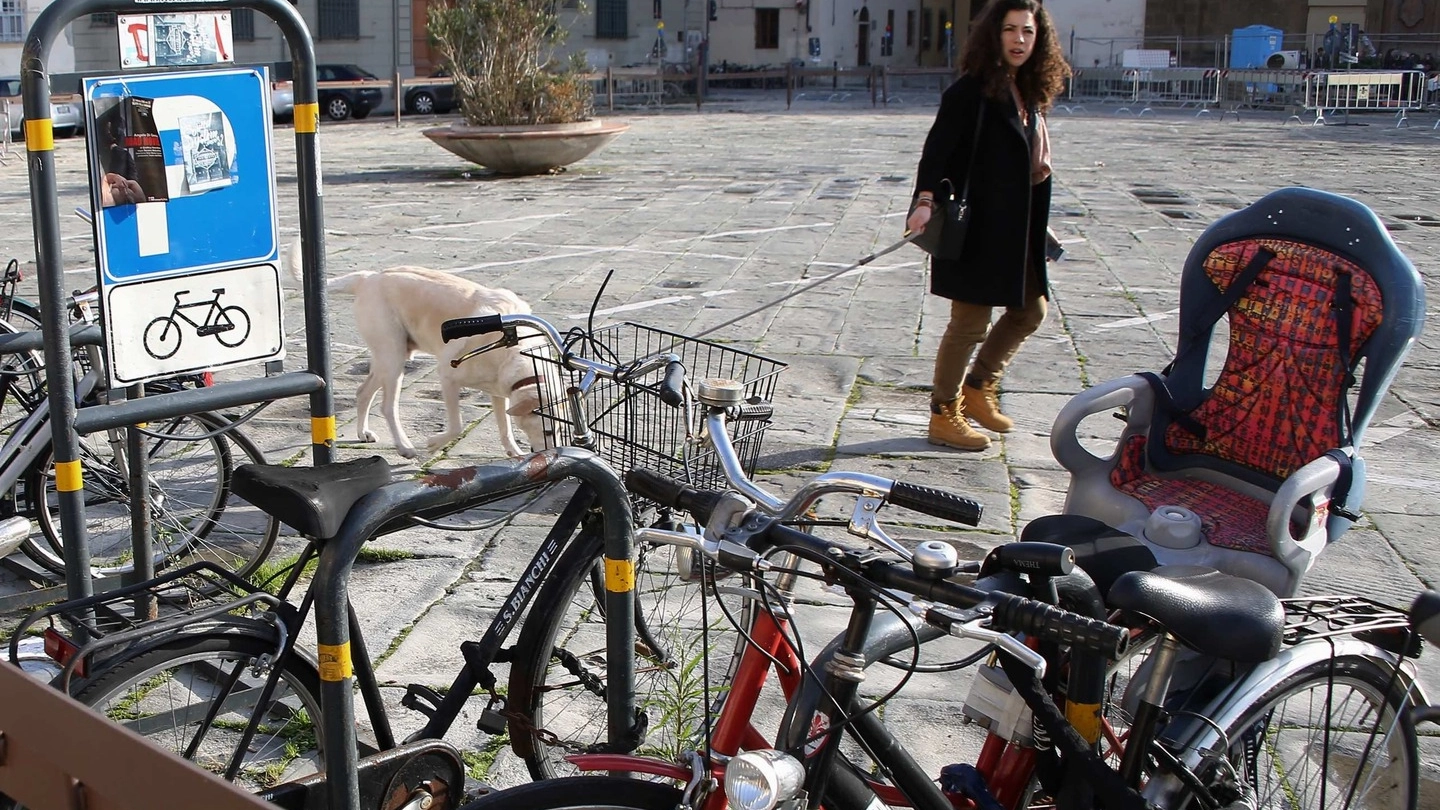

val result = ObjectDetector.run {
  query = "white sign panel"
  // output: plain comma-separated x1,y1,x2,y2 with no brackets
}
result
118,12,236,69
108,265,284,383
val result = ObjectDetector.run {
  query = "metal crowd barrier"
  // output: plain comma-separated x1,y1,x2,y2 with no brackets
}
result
0,99,13,165
1301,69,1427,126
1059,67,1221,116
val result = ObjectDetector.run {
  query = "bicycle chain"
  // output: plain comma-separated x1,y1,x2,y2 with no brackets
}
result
479,645,609,755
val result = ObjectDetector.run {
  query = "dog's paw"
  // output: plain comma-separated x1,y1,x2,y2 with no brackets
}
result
358,430,378,443
396,445,419,459
425,433,457,452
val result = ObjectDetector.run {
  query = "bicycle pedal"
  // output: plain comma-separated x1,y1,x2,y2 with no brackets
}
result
400,683,443,718
477,706,509,735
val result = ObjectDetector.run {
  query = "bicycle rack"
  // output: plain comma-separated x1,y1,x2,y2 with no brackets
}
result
17,0,336,607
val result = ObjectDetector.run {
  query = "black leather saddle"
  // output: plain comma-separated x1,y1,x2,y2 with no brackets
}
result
1108,566,1285,662
233,456,393,541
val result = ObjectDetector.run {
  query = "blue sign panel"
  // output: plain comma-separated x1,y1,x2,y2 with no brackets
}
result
84,68,283,386
85,68,278,284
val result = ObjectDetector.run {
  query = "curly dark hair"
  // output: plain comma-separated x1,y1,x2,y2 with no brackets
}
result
960,0,1071,112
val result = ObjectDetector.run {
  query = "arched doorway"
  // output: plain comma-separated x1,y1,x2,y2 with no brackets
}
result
857,6,871,66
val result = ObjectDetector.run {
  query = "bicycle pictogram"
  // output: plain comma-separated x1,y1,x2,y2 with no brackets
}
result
143,287,251,360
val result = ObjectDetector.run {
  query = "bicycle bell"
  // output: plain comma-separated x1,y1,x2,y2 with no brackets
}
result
912,540,959,580
697,377,744,408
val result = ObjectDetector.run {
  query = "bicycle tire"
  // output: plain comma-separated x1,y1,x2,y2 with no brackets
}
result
459,776,682,810
72,632,324,793
1200,654,1418,810
506,515,748,783
214,306,251,348
24,410,280,580
144,316,182,360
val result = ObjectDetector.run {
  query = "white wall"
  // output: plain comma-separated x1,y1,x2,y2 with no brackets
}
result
1044,0,1146,69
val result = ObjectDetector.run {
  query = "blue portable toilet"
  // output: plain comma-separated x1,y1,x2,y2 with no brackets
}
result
1231,25,1284,68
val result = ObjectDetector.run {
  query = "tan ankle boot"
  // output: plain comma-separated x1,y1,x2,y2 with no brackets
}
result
962,379,1013,433
927,399,991,451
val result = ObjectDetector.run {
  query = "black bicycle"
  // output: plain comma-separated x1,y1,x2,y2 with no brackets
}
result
143,287,251,359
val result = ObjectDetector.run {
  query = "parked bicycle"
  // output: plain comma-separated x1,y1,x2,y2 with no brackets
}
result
0,290,277,579
459,470,1424,810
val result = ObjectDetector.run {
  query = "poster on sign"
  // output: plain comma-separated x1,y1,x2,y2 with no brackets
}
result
118,12,235,68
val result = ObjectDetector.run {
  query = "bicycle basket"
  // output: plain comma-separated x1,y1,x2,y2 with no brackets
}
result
526,322,786,492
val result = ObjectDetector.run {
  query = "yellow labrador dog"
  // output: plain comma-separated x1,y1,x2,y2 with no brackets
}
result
328,266,552,459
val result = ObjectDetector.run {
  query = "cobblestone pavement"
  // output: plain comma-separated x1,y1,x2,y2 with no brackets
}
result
1,91,1438,795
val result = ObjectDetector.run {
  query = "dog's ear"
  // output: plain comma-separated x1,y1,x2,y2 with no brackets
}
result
506,389,541,416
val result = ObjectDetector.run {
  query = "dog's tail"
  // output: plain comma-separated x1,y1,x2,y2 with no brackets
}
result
283,237,304,286
327,270,376,295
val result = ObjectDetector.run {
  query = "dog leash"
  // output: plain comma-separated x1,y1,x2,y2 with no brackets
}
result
692,232,921,340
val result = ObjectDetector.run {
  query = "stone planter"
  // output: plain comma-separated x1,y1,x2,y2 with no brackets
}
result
423,119,630,175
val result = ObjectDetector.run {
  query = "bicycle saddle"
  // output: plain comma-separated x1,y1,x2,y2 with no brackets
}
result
233,456,392,541
1108,566,1284,663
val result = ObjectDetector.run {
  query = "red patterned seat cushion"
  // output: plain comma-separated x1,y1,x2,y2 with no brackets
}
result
1109,238,1382,555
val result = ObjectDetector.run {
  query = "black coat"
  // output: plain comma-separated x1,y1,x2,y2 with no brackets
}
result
913,74,1052,308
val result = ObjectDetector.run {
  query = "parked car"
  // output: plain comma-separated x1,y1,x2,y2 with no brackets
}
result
271,79,294,122
1,77,82,139
404,70,455,115
316,64,384,121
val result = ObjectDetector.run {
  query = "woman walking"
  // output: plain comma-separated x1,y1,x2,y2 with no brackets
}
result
906,0,1070,450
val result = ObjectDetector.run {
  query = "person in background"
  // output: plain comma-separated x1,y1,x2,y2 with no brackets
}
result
905,0,1070,451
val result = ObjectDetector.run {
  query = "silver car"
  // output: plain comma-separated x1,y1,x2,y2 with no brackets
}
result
1,77,82,139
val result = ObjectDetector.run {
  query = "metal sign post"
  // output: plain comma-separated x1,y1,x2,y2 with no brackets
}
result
20,0,335,606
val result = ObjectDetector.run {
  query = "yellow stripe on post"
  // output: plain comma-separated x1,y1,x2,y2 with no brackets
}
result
24,119,53,152
311,415,336,445
54,460,83,492
317,642,353,681
604,558,635,593
294,103,320,134
1066,701,1102,744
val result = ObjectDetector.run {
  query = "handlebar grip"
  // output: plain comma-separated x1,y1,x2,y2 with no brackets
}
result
659,360,686,407
888,481,983,527
441,315,505,343
733,401,774,422
989,593,1129,660
1412,591,1440,649
624,468,724,525
990,542,1076,578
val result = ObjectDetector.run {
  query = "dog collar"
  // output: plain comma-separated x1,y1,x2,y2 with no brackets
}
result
509,375,543,393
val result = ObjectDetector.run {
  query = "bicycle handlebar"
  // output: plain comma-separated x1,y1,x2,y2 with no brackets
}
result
441,313,684,403
626,471,1124,660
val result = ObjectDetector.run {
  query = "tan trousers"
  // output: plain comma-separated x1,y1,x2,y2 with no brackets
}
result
931,283,1047,407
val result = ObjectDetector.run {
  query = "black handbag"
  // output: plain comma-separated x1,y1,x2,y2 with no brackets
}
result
909,103,986,260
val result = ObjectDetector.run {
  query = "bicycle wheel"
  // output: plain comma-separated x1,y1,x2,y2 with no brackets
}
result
459,777,682,810
1205,654,1417,810
214,306,251,348
73,632,324,792
24,411,280,580
144,316,182,359
506,516,749,783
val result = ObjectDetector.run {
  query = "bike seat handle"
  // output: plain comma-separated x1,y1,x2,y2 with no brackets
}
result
1413,590,1440,649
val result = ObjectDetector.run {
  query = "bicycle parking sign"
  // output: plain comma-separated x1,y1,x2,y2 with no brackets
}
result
83,67,283,386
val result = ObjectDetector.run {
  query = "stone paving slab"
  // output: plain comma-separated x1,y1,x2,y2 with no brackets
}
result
1,95,1439,793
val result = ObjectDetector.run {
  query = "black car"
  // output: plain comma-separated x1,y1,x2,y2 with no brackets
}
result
317,64,385,121
404,70,455,115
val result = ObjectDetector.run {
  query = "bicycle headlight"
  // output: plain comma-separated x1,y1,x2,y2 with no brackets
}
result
724,750,806,810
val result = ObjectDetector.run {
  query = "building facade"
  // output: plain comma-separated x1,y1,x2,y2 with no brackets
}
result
2,0,77,77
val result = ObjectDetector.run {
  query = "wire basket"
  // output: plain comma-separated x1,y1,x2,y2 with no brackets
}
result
527,322,786,493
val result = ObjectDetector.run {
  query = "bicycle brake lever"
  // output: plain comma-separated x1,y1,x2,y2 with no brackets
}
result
450,333,516,368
